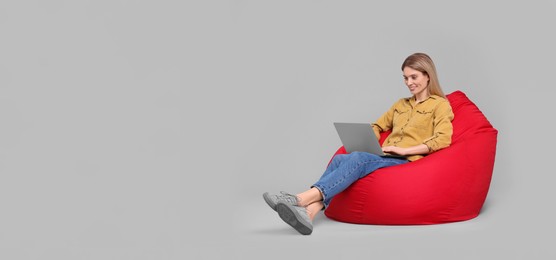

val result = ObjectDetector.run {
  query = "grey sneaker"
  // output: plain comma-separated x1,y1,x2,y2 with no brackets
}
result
263,191,298,211
276,202,313,235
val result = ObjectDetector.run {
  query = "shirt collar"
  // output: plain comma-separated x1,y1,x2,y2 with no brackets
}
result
407,95,438,106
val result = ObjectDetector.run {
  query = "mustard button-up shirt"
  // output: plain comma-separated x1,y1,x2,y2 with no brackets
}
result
371,95,454,161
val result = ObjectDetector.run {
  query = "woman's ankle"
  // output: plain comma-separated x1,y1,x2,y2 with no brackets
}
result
306,202,324,220
297,187,323,207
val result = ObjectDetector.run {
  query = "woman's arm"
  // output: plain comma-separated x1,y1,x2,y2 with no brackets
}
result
382,144,430,156
422,100,454,152
382,99,454,156
371,99,400,139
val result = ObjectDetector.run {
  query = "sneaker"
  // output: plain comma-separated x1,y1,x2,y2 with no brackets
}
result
276,202,313,235
262,191,298,211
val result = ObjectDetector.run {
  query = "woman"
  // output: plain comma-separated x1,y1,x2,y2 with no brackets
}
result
263,53,454,235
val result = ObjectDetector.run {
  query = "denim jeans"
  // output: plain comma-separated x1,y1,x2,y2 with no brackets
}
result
312,152,408,208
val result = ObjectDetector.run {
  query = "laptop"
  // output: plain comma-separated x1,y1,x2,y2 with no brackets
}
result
333,122,406,159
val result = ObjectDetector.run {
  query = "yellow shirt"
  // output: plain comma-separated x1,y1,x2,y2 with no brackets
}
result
371,95,454,161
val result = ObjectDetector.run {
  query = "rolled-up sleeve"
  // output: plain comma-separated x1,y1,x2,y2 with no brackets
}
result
422,100,454,152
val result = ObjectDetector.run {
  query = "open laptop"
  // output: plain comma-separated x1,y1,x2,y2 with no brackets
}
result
333,122,406,159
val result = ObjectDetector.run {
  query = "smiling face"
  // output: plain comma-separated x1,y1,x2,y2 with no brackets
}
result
403,66,430,100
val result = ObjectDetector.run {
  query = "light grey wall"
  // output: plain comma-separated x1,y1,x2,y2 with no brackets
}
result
0,0,554,259
231,0,554,212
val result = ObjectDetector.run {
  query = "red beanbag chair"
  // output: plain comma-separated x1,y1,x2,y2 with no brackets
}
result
324,90,498,225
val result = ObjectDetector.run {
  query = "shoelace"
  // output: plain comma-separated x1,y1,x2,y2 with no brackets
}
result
277,191,298,205
277,192,311,222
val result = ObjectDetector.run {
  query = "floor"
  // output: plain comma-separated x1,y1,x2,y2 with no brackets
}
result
212,195,554,260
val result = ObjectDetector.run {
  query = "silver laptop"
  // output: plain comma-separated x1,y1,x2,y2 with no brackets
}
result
333,122,406,158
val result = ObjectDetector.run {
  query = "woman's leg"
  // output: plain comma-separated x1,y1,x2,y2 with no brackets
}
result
264,155,348,210
306,201,324,220
267,152,407,235
318,154,349,184
294,152,407,208
292,154,350,206
296,187,323,207
312,152,408,208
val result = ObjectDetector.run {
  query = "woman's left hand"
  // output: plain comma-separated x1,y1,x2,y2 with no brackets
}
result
382,146,406,156
382,144,430,156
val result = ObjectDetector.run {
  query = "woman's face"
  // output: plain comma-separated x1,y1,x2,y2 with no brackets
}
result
403,67,430,97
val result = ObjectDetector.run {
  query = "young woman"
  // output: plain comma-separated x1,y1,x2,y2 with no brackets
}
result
263,53,454,235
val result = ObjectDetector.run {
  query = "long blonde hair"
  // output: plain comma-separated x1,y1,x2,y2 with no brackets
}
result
401,53,445,98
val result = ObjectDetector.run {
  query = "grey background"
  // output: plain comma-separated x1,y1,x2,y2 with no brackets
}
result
0,0,554,259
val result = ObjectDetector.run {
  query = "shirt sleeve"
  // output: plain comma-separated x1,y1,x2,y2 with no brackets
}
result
422,100,454,152
371,99,399,140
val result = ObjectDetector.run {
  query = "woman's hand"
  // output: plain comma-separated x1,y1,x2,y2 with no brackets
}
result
382,146,406,156
382,144,430,156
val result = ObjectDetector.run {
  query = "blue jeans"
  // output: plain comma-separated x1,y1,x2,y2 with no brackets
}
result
312,152,408,208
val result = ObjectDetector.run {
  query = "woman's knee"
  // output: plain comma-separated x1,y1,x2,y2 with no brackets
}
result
332,154,348,164
348,151,376,161
333,152,377,166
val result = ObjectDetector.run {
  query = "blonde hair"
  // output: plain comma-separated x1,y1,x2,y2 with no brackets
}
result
401,53,446,98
